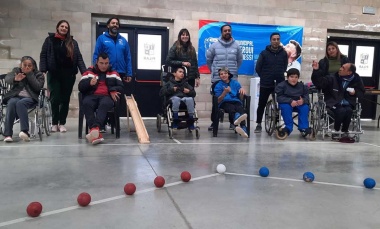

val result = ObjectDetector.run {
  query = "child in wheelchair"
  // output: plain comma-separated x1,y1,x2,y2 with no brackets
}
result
312,61,365,141
159,66,196,130
214,67,248,138
275,68,312,139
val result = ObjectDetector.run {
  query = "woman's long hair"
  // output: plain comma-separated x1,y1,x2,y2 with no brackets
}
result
175,28,194,56
325,41,344,61
56,20,74,61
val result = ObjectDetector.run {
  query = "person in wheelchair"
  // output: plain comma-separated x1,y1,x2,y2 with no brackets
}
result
79,53,123,145
275,68,312,139
214,67,248,138
311,61,365,140
159,66,196,130
2,56,44,142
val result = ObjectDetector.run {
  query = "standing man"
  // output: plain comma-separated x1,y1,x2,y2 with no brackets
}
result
93,17,132,84
206,24,243,131
254,32,288,133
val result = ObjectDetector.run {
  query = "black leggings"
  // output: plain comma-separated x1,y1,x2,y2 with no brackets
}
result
256,87,274,123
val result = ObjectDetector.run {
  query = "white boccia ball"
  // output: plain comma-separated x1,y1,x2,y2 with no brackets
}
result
216,164,226,174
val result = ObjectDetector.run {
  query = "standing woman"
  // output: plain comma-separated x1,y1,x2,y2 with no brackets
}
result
318,41,350,76
40,20,86,132
166,28,200,88
3,56,44,142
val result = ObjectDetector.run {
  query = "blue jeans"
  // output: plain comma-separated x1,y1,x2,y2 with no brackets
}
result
4,97,36,136
279,103,309,134
170,96,195,115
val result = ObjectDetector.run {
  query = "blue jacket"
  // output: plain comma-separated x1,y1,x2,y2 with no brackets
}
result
93,32,132,77
214,79,242,107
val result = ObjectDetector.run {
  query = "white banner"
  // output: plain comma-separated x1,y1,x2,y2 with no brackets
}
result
137,34,161,70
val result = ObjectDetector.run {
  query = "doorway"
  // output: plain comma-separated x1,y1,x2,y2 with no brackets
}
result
328,37,380,119
96,23,169,117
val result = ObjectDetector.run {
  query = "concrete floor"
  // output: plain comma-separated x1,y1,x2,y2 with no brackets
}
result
0,118,379,229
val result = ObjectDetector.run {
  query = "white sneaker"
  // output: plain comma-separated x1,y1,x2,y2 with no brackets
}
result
51,125,58,132
59,125,67,133
19,132,30,142
4,136,13,142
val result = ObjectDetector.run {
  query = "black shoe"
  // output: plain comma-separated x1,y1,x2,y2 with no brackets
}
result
254,125,262,133
208,123,213,131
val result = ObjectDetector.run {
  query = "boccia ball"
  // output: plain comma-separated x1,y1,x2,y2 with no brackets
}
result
216,164,226,174
124,183,136,195
181,171,191,182
154,176,165,188
77,192,91,207
26,202,42,217
363,178,376,189
259,167,270,177
303,172,315,182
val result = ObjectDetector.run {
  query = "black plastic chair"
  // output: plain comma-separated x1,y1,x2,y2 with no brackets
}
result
78,92,121,139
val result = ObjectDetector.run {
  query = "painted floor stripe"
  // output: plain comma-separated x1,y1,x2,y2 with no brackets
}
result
0,173,219,228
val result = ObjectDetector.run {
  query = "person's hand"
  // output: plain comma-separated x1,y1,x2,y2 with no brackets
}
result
347,87,355,95
312,60,319,70
182,62,191,67
296,96,304,106
223,86,231,93
195,78,200,87
183,88,190,94
291,100,298,107
123,76,132,83
110,91,120,101
173,87,178,92
239,88,246,95
90,76,98,86
14,72,26,81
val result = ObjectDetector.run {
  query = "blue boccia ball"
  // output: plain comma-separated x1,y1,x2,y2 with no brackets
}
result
363,178,376,189
303,172,315,182
259,167,269,177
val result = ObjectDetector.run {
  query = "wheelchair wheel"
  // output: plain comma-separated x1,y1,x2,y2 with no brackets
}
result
264,100,276,136
156,114,162,132
353,117,361,142
309,102,320,137
42,109,50,136
195,127,200,139
35,109,43,141
44,99,52,136
275,128,288,140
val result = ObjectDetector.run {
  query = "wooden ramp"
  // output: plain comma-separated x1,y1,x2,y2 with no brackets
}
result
126,95,150,144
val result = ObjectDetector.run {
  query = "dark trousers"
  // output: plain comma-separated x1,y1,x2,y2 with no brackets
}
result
4,97,36,136
256,87,274,123
47,69,76,125
82,95,114,129
331,105,353,132
220,101,246,125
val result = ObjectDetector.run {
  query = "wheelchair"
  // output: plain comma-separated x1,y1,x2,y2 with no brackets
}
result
156,65,200,139
310,90,363,142
210,80,251,138
264,86,316,140
0,74,52,141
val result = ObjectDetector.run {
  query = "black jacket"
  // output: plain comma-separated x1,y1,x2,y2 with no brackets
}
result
311,69,365,108
78,66,124,96
318,55,350,76
166,44,200,80
255,45,288,88
3,67,44,103
275,80,309,105
159,74,196,98
40,33,86,75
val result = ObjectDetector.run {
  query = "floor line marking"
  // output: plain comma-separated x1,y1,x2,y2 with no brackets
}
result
172,138,182,144
0,173,219,228
225,172,380,190
361,142,380,148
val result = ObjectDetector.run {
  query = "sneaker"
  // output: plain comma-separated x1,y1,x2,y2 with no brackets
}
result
86,127,100,143
235,125,249,138
208,123,213,131
229,123,235,130
233,113,247,126
91,134,104,145
4,136,13,142
254,125,262,133
300,128,311,138
59,125,67,133
19,131,30,142
51,125,58,132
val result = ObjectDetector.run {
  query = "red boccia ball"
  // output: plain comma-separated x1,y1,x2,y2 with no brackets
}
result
26,202,43,217
154,176,165,188
77,192,91,207
181,171,191,182
124,183,136,195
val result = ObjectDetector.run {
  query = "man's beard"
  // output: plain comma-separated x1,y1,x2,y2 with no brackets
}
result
110,27,118,34
223,34,231,40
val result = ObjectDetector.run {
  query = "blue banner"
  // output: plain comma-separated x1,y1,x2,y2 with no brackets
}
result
199,20,303,76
